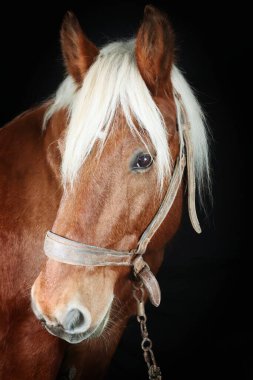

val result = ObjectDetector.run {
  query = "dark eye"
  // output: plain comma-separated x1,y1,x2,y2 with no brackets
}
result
132,153,153,171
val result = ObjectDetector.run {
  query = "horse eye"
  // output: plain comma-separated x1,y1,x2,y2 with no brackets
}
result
132,153,153,170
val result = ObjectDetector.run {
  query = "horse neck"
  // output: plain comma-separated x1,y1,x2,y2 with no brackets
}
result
0,103,65,238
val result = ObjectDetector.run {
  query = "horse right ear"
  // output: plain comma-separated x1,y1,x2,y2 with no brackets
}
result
60,12,99,85
135,5,175,96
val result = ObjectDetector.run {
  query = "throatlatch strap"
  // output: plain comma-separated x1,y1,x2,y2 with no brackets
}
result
183,127,201,233
174,90,201,233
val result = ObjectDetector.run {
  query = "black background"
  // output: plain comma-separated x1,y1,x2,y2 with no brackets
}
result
0,1,251,379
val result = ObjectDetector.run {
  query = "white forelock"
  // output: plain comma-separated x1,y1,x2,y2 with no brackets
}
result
43,39,210,199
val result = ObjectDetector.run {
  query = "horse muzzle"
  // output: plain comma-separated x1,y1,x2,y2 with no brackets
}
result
31,288,112,344
42,307,110,344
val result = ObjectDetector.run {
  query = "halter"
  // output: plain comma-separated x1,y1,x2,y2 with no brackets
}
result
44,90,201,307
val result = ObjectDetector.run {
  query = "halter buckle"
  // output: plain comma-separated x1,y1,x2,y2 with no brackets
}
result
133,254,150,276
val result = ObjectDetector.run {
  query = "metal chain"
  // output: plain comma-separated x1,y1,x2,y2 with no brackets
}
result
133,282,162,380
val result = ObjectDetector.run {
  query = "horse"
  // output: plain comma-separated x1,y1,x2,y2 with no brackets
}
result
0,5,210,380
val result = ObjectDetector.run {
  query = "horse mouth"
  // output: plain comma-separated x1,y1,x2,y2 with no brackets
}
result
44,306,111,344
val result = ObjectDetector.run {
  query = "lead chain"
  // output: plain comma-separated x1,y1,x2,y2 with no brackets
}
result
133,282,162,380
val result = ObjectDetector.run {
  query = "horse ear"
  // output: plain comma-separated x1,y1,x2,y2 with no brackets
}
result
135,5,175,95
60,12,99,84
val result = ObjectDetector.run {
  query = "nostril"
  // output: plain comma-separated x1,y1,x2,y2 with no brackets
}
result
62,309,85,332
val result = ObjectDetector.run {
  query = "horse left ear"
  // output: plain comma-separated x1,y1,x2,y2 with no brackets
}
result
60,11,99,84
135,5,175,95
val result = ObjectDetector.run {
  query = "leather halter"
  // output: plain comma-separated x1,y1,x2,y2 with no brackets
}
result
44,90,201,307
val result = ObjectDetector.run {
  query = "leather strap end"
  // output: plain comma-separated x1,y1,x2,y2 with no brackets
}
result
137,267,161,307
191,218,202,234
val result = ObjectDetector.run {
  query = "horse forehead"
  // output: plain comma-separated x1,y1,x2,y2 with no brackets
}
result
92,124,151,164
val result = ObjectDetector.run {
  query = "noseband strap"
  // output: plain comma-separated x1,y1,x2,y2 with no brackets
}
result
43,90,201,307
44,231,133,267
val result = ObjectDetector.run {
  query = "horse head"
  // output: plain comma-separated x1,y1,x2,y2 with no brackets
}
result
31,6,209,344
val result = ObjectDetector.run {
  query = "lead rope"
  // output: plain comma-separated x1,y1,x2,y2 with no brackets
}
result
133,282,162,380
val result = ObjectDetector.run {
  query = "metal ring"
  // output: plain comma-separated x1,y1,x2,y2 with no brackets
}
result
141,337,153,351
137,315,147,323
